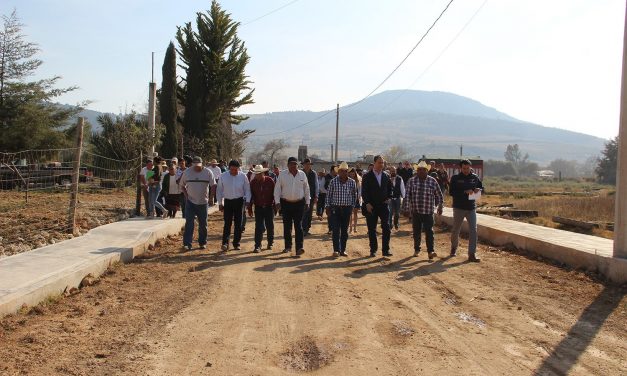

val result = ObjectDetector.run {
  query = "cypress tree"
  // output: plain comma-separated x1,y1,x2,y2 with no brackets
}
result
158,41,179,159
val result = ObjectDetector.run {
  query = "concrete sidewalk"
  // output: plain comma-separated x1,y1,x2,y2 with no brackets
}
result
438,208,627,284
0,208,217,317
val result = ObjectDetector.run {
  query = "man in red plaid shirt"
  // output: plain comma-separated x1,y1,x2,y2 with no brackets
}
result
402,161,443,260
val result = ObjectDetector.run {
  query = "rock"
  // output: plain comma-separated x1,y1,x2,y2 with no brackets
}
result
80,274,98,288
40,231,50,239
48,238,56,244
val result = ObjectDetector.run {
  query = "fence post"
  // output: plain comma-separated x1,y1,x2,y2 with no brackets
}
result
67,118,84,235
135,150,142,216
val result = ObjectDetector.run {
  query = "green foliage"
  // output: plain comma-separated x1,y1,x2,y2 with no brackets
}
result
484,159,516,176
0,10,80,152
176,1,254,160
158,41,179,159
91,113,163,161
595,136,617,184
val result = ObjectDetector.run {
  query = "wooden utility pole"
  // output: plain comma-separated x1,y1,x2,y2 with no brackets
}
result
331,144,334,164
614,1,627,258
148,52,157,156
135,150,143,216
335,104,339,163
68,118,84,235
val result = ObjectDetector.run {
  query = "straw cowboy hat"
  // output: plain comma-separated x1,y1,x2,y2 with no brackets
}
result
252,164,269,174
209,159,218,165
338,161,350,171
414,161,431,171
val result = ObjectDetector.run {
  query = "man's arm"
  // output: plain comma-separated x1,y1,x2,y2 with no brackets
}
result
303,173,311,207
400,178,406,199
244,174,252,204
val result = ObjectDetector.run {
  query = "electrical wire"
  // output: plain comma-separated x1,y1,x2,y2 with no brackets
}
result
242,0,302,26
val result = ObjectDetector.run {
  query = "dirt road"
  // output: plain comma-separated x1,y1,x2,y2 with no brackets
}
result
1,213,625,375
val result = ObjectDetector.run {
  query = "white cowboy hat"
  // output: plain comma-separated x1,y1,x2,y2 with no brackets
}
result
252,164,269,174
338,161,350,171
415,161,431,171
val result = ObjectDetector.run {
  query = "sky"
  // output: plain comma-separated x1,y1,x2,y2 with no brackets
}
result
1,0,625,140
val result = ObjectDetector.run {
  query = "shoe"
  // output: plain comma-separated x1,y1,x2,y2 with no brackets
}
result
303,231,310,237
183,245,192,251
413,251,420,257
382,251,393,257
233,245,241,251
333,251,340,257
221,244,228,252
199,244,206,250
267,244,273,250
340,251,348,257
282,248,292,254
450,248,457,257
468,254,481,263
327,230,332,234
253,247,261,253
369,252,377,257
394,224,399,230
428,251,437,260
296,248,305,256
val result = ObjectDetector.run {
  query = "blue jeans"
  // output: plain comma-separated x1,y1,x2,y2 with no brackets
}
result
330,206,352,252
388,197,402,229
451,208,477,255
184,200,208,247
148,184,166,216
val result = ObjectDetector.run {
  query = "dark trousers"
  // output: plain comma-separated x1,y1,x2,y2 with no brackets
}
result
179,193,186,217
330,206,352,252
281,199,305,250
302,200,314,233
222,198,244,247
365,203,391,253
317,193,326,217
412,213,435,252
183,200,208,246
142,187,150,215
242,203,247,230
254,206,274,248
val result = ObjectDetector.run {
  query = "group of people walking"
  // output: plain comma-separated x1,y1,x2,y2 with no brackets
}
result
143,154,483,263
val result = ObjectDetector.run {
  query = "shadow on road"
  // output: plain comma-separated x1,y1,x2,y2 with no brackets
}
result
534,285,626,375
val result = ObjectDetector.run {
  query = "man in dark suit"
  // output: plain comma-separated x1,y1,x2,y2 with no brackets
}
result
361,155,393,257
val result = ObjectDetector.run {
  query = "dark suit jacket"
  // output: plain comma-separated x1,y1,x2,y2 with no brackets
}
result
361,170,393,207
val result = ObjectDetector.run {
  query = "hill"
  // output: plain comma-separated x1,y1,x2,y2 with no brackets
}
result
240,90,605,164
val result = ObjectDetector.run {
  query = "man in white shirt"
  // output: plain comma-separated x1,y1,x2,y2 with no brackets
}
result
208,159,222,205
179,156,216,251
216,159,251,251
273,156,310,256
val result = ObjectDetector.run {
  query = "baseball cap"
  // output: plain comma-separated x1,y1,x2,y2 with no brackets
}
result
192,156,203,166
287,157,298,164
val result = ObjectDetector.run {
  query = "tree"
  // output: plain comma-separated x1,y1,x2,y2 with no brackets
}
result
546,159,579,178
595,136,618,184
158,42,179,159
247,139,288,167
484,160,516,176
383,145,412,164
0,10,80,152
91,113,163,162
176,1,254,160
504,144,531,175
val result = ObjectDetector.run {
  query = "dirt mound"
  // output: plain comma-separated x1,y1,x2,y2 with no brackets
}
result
278,336,332,372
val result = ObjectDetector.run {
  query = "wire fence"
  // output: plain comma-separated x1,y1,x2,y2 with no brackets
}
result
0,139,142,257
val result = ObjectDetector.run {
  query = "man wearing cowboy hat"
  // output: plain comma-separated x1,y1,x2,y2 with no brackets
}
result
274,156,310,256
216,160,251,251
248,164,275,253
402,160,443,260
325,162,357,257
208,159,222,205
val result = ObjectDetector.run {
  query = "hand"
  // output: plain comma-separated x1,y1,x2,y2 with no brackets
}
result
473,188,481,193
464,189,473,195
219,205,224,212
437,206,443,216
313,197,318,204
366,203,374,213
247,208,253,217
274,203,281,215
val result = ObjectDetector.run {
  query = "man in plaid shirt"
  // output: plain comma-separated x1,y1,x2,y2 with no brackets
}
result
402,161,443,260
325,162,357,257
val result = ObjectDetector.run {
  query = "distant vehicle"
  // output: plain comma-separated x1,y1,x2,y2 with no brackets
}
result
0,159,88,190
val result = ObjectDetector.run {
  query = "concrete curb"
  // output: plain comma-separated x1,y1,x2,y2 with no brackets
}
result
0,207,218,317
437,208,626,284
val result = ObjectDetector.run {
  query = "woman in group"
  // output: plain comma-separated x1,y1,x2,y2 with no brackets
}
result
148,156,167,218
348,167,362,233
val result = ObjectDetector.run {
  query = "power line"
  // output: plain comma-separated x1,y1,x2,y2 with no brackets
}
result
344,0,488,124
248,0,456,137
242,0,302,26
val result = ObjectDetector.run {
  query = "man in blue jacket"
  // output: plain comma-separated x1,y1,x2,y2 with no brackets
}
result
449,159,483,262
